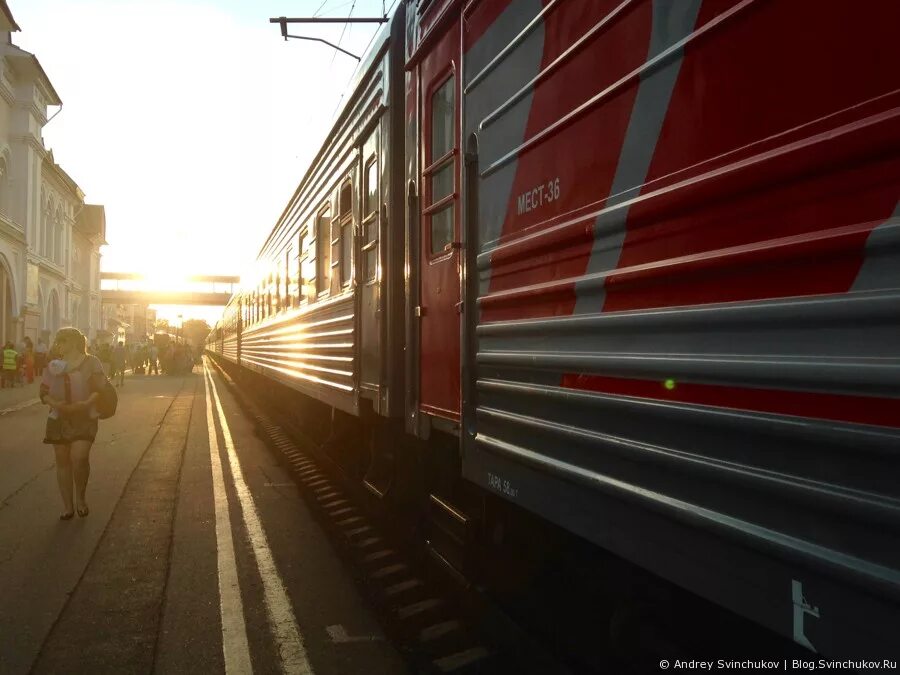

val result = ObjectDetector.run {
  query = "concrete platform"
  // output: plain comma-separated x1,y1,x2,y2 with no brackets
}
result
0,362,406,674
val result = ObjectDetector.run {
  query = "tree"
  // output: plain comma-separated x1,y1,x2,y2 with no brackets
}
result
155,318,170,335
182,319,211,348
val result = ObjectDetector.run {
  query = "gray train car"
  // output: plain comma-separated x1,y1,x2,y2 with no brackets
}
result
213,7,407,420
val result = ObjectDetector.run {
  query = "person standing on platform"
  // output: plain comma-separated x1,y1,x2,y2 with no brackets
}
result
98,342,111,377
14,340,25,386
23,338,34,384
34,338,48,376
111,342,127,387
39,328,104,520
2,342,17,388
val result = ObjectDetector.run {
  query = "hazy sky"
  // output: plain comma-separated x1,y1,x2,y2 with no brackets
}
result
12,0,394,322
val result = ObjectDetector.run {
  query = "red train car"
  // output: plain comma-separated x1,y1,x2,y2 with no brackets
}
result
211,0,900,660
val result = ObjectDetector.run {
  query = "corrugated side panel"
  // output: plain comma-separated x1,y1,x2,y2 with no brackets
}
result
239,293,357,415
222,334,238,363
462,0,900,657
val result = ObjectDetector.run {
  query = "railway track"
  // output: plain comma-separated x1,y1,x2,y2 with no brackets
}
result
209,356,571,675
210,355,815,674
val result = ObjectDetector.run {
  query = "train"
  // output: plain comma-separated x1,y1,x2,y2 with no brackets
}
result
208,0,900,662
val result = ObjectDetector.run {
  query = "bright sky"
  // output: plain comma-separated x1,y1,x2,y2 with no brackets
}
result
12,0,394,324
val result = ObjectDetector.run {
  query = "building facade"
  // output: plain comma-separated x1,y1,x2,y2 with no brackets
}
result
0,1,104,345
99,302,156,344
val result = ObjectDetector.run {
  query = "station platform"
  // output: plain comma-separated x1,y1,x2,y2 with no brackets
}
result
0,361,407,674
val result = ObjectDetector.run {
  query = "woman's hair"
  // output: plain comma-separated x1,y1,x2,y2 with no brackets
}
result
54,327,88,355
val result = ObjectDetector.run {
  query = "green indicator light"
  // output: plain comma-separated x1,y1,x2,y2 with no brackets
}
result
664,379,676,391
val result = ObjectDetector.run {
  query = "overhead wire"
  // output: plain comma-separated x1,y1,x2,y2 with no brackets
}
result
328,0,399,118
312,0,330,17
328,0,357,67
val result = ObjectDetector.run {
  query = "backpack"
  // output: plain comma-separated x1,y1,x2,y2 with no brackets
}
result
77,357,117,419
95,377,118,419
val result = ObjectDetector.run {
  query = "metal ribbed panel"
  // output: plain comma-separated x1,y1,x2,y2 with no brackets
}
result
239,295,357,411
223,335,239,363
461,0,900,656
473,284,900,582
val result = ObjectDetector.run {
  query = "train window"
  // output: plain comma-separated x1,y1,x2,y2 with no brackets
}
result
339,180,353,286
432,77,454,160
273,269,279,314
271,271,278,315
365,158,377,217
257,286,263,319
341,224,352,285
428,76,455,255
331,216,341,291
297,231,305,300
363,156,378,281
316,206,332,296
340,180,352,216
300,229,314,302
281,253,289,311
287,246,297,308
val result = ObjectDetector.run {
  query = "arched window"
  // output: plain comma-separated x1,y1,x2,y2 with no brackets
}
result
54,207,62,264
42,197,51,257
39,190,46,255
47,200,55,259
0,156,9,217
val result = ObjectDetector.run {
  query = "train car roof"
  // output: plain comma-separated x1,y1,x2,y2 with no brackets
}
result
256,5,401,261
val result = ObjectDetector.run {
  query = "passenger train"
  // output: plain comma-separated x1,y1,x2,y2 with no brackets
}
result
209,0,900,661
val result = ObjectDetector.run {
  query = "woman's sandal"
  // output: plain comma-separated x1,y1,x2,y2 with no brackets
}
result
60,511,74,521
76,505,89,518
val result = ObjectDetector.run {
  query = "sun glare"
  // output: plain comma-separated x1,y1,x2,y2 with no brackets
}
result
143,271,187,292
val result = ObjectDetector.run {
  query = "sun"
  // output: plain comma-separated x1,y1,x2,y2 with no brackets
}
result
142,270,187,292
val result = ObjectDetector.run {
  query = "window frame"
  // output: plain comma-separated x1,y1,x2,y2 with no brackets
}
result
424,69,458,260
362,154,379,282
283,246,293,310
299,227,313,304
316,203,332,298
337,178,353,288
295,229,304,306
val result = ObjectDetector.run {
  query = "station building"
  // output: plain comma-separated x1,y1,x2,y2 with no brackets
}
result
0,0,105,346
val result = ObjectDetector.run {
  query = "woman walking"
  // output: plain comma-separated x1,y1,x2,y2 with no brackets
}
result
39,328,105,520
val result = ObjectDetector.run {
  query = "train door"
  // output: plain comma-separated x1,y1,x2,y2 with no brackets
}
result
359,127,382,404
418,17,462,423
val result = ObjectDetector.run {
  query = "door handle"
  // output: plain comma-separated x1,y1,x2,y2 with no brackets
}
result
443,241,463,252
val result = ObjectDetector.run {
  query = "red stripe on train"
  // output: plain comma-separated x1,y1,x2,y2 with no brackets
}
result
560,374,900,430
